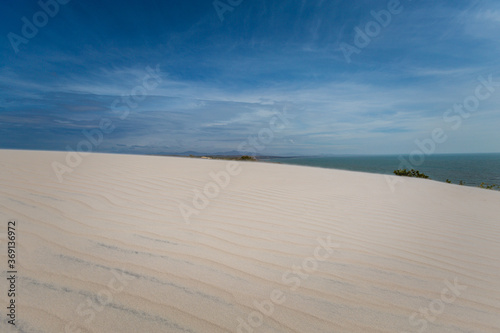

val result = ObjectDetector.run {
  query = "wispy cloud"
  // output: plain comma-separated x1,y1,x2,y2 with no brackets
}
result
1,0,499,155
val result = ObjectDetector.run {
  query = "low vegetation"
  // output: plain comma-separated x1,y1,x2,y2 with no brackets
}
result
393,169,430,179
239,155,257,161
394,170,499,191
186,154,257,161
478,182,500,190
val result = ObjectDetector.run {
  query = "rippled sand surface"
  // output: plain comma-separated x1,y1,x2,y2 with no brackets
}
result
0,150,499,332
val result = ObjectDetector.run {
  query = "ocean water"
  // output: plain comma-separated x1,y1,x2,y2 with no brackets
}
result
263,154,500,188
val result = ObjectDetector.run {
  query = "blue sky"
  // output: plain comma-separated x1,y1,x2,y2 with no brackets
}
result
1,0,499,155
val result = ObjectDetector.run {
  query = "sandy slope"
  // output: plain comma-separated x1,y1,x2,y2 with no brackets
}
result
0,149,499,333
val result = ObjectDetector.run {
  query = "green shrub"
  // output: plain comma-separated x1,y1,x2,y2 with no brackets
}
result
479,182,500,190
239,155,256,161
440,180,499,190
393,169,430,179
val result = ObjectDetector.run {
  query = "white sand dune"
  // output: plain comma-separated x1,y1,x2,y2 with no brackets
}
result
0,149,499,333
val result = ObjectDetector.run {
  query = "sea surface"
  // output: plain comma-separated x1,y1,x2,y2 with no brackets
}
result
263,153,500,188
